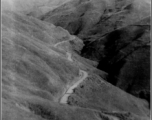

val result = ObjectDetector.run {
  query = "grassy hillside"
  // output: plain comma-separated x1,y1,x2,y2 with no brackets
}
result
2,10,82,102
2,8,150,120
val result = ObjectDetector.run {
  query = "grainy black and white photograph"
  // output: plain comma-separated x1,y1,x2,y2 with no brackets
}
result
1,0,151,120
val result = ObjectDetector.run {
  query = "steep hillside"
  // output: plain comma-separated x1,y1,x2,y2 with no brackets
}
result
2,10,84,102
2,4,150,120
40,0,150,37
2,10,97,120
81,17,150,102
40,0,106,35
40,0,151,103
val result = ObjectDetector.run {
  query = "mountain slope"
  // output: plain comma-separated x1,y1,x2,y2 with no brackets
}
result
81,17,150,103
2,8,150,120
40,0,150,37
40,0,151,103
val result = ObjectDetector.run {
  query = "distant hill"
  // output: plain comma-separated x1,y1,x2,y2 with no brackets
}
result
2,0,72,17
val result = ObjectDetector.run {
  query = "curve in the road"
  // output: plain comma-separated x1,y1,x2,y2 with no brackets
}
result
54,37,88,104
54,36,75,47
60,70,88,103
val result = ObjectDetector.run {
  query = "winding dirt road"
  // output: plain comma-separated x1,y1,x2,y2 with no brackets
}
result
54,36,75,47
60,51,88,103
54,39,88,104
54,38,125,120
60,70,88,103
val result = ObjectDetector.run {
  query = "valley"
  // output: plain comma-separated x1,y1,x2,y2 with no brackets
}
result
2,0,151,120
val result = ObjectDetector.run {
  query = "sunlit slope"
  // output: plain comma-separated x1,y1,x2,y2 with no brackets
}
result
2,10,108,120
2,11,82,103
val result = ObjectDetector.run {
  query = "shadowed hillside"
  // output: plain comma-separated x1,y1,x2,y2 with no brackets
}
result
40,0,151,103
